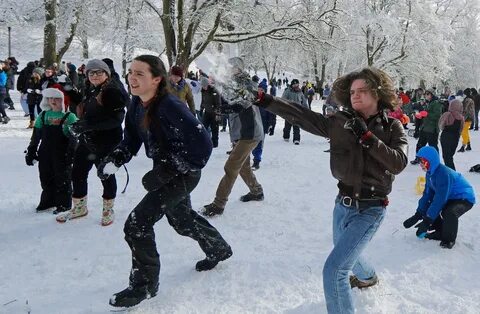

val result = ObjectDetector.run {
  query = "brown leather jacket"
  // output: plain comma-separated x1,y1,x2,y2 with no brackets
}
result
259,94,408,199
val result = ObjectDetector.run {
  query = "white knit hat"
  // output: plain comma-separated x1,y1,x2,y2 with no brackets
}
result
40,88,65,112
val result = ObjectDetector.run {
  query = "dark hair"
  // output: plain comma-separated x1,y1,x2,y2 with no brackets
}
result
132,55,168,128
332,67,397,111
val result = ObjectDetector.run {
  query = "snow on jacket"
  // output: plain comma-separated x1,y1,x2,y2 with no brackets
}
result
222,72,264,142
416,146,475,220
258,94,408,198
186,78,202,111
120,94,212,173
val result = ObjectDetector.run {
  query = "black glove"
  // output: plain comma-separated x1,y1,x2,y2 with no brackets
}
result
142,164,177,192
109,147,131,168
403,212,423,229
69,120,91,138
415,217,433,238
97,160,119,180
344,117,376,146
97,148,130,180
25,150,38,166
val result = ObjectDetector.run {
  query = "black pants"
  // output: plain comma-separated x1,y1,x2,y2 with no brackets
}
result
37,148,72,209
283,120,300,142
440,133,459,170
0,93,6,117
474,107,479,130
123,170,230,288
416,130,439,153
28,101,41,121
72,144,117,199
202,112,219,147
430,200,473,242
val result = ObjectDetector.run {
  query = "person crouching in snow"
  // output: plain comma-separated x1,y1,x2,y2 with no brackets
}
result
25,88,78,214
403,146,475,249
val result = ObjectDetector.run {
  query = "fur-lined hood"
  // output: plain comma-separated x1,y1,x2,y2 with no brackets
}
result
40,88,65,112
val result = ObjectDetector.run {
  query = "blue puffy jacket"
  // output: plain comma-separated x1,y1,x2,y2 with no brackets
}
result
416,146,476,220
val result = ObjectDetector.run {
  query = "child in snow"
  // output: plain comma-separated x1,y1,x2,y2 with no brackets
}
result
25,88,78,214
403,146,475,249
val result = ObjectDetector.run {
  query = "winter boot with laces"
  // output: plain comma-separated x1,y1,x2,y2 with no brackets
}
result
101,198,115,226
56,196,88,223
201,203,224,217
350,274,379,289
196,245,233,271
239,192,264,202
109,282,159,308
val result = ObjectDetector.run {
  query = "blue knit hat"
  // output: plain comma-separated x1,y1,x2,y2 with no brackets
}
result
258,79,268,91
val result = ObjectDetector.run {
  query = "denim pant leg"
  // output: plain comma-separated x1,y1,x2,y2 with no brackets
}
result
323,198,386,314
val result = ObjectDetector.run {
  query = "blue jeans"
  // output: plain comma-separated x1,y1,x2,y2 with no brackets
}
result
252,140,263,162
323,196,386,314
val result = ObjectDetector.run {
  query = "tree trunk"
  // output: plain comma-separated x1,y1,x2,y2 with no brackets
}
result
43,0,57,67
122,0,132,77
81,34,89,59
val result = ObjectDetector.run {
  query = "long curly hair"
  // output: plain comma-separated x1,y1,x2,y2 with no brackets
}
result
332,67,397,111
132,55,169,129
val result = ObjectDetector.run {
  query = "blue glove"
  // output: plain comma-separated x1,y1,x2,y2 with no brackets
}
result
415,217,433,238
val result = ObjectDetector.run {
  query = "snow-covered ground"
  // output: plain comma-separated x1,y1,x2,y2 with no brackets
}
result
1,90,479,314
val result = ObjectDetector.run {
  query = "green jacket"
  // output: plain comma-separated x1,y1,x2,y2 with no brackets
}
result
420,99,443,133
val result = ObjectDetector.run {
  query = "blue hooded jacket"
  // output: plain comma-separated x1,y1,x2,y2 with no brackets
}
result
416,146,475,220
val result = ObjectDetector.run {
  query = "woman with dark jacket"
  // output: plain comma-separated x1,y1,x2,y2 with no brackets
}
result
97,55,231,308
25,68,44,128
438,99,464,170
56,59,129,226
255,68,408,314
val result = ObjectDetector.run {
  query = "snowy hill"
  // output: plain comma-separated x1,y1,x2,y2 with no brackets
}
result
1,90,479,314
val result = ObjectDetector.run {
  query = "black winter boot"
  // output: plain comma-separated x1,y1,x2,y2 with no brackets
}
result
252,160,260,170
457,145,465,153
109,283,159,308
196,246,233,271
53,206,70,215
36,202,55,212
466,143,472,151
239,192,264,202
201,203,224,217
410,157,420,165
440,240,455,249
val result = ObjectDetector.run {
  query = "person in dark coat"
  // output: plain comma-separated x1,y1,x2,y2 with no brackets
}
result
25,68,45,128
438,99,464,170
200,76,221,147
56,59,129,226
25,88,78,214
99,55,231,308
